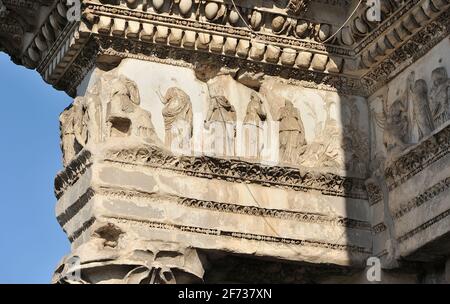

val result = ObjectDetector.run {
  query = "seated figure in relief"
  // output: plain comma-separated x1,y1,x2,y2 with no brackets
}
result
384,99,409,156
106,75,160,145
59,73,162,166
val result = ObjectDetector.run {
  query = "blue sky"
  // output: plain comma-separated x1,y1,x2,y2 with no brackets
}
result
0,53,71,283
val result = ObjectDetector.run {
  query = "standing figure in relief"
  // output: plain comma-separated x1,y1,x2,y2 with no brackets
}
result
161,87,193,152
430,67,450,127
82,81,104,144
277,99,306,164
384,99,409,156
243,92,267,159
204,95,237,157
403,72,415,143
412,79,434,140
59,97,86,166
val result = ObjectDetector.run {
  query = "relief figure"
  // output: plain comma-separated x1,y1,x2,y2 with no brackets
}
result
277,100,306,163
59,97,86,166
83,82,103,144
160,87,193,151
243,92,267,159
412,79,434,140
300,98,346,172
384,98,409,156
430,67,450,127
106,75,159,144
205,96,237,157
404,72,415,143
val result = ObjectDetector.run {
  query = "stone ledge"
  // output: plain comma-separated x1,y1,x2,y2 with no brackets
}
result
385,121,450,191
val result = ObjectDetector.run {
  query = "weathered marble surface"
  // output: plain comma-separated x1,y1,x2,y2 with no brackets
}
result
53,66,376,283
2,0,450,284
367,38,450,267
54,34,450,282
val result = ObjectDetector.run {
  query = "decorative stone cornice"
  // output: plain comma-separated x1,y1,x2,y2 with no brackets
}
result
56,187,94,227
54,144,369,204
372,222,387,234
96,186,372,230
104,145,369,199
355,0,449,65
365,178,383,205
55,184,372,232
21,1,77,69
105,216,371,254
1,0,449,96
0,0,55,59
364,9,450,95
82,0,450,77
393,176,450,219
398,208,450,243
93,35,365,95
54,150,92,199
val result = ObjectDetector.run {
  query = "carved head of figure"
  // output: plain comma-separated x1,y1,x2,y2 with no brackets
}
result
119,75,141,105
214,95,232,109
163,87,190,106
250,92,262,104
389,100,406,123
284,99,294,109
406,71,416,92
431,67,448,87
413,79,428,99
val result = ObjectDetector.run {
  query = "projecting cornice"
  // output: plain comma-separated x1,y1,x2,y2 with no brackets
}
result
1,0,449,96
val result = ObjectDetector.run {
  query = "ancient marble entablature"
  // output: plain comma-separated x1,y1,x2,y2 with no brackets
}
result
2,0,450,283
1,0,449,96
